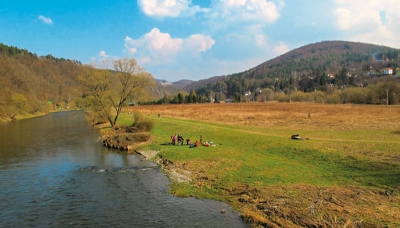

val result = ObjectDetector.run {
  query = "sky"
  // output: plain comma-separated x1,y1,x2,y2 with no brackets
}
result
1,0,400,82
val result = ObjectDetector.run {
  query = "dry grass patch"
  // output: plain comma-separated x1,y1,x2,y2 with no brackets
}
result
130,102,400,131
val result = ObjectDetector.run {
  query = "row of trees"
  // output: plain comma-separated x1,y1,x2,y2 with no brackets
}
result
140,79,400,105
192,65,399,103
273,80,400,105
140,89,211,105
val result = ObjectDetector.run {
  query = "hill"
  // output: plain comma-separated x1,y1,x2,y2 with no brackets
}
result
172,79,195,89
190,41,400,99
0,43,84,120
183,75,226,92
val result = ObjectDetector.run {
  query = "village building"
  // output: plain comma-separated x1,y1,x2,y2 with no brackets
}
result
160,81,172,85
382,68,393,75
327,73,335,78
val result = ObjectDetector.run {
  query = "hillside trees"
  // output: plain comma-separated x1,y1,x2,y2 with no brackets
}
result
192,41,400,99
0,44,83,120
79,58,153,126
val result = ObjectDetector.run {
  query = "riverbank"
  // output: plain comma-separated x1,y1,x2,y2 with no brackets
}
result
0,108,79,123
123,103,400,227
0,112,46,123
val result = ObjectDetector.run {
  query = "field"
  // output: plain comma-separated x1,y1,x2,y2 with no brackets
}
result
125,102,400,227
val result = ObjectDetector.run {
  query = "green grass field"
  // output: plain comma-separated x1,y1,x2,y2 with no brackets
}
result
121,113,400,189
118,110,400,226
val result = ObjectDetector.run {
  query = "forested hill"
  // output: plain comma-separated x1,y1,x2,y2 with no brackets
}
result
190,41,400,99
0,43,83,119
0,43,179,120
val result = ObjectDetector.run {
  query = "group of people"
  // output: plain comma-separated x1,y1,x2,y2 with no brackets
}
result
170,134,203,148
171,134,185,146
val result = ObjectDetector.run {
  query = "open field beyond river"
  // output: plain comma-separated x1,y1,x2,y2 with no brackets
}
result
124,102,400,227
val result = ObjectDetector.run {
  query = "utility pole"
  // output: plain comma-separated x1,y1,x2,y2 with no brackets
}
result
385,89,389,105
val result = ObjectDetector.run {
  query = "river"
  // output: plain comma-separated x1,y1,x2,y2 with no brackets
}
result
0,111,247,227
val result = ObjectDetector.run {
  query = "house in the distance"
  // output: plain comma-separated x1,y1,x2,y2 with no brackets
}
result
160,81,172,85
383,68,393,75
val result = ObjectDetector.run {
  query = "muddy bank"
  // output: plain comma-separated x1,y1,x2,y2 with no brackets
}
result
135,150,191,183
98,125,151,150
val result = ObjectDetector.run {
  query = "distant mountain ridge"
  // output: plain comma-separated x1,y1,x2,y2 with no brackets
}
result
172,79,195,89
186,40,400,95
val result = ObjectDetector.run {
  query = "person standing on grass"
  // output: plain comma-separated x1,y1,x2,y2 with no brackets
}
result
171,134,176,145
178,134,183,146
200,135,203,144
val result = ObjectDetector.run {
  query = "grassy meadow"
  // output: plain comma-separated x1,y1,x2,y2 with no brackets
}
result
122,102,400,227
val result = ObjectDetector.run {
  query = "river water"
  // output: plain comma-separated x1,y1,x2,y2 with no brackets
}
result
0,111,247,227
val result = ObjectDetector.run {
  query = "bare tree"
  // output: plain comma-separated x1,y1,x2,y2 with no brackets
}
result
80,58,154,126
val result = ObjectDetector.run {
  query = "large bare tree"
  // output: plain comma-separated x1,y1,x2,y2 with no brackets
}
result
80,58,153,126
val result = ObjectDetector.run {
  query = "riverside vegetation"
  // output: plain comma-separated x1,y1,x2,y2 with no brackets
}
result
122,102,400,227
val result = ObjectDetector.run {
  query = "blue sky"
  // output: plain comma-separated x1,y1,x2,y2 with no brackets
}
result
1,0,400,81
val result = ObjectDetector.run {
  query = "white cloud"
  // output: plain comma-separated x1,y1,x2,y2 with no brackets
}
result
124,28,215,65
138,0,209,18
255,33,267,46
185,34,215,51
151,56,267,81
206,0,284,31
332,0,400,48
273,43,289,56
99,50,107,57
38,15,53,25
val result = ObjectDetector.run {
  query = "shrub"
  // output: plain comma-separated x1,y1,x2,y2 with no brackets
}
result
308,91,326,103
274,92,288,102
325,91,341,104
341,87,369,104
132,111,154,132
133,132,151,142
291,91,306,102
